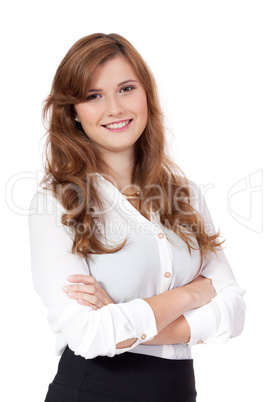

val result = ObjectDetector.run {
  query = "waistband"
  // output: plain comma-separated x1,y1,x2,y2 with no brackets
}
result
52,346,197,401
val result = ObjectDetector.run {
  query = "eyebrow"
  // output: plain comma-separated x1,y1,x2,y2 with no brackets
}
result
88,79,138,93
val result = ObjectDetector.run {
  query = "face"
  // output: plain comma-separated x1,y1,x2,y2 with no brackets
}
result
75,55,148,156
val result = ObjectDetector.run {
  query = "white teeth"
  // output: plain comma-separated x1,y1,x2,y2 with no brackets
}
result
105,120,130,129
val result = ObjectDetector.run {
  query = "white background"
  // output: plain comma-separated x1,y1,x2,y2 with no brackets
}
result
1,0,267,401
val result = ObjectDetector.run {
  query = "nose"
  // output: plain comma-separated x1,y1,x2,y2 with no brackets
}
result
105,94,125,117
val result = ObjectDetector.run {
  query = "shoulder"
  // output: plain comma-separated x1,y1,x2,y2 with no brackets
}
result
28,188,67,232
29,188,66,215
176,176,201,210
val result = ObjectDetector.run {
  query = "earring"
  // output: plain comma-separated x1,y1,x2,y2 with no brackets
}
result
75,117,80,122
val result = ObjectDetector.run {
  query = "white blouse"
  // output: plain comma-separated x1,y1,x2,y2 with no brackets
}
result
28,173,246,360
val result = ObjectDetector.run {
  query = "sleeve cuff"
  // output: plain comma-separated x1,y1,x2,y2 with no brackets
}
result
111,298,158,354
183,302,218,346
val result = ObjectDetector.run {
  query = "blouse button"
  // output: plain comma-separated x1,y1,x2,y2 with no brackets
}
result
164,272,171,278
141,333,147,341
158,232,165,239
197,339,203,344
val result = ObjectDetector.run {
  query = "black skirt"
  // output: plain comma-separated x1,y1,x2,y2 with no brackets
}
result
45,346,197,402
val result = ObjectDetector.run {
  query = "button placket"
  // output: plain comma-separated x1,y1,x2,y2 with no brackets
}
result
155,228,173,294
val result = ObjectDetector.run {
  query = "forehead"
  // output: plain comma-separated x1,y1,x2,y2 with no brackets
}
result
89,55,138,88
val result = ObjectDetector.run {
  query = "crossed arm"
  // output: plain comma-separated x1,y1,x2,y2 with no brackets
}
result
63,274,216,348
29,191,246,356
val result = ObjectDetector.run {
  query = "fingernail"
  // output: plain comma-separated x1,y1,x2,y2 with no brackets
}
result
68,292,76,297
67,275,76,281
63,286,71,292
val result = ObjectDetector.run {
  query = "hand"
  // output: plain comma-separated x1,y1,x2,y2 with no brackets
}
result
63,275,114,309
184,275,217,310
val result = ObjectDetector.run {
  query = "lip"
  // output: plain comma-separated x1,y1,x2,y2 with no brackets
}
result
102,119,133,133
103,119,131,125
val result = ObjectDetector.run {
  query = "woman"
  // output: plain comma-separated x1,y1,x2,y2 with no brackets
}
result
28,33,246,402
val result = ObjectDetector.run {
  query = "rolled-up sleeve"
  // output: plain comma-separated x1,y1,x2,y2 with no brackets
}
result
183,183,246,346
28,191,157,358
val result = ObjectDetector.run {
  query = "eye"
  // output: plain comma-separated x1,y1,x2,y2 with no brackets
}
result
86,93,101,101
120,85,135,93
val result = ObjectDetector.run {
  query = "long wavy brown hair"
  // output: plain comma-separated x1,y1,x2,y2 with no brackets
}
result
41,33,223,273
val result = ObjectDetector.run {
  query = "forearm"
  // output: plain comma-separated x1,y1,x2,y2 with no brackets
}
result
116,314,190,349
116,287,192,349
143,286,194,333
141,315,190,345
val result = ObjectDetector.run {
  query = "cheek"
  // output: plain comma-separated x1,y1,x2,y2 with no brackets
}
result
78,106,101,126
133,92,148,121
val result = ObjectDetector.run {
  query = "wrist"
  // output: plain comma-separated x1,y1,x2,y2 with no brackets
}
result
183,283,200,310
177,286,197,312
144,286,195,333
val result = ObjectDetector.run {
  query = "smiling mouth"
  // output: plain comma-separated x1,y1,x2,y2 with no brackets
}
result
102,119,133,131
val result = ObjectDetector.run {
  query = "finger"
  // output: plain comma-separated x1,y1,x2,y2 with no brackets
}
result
77,299,98,309
67,275,96,285
63,284,96,294
67,292,103,308
64,284,106,305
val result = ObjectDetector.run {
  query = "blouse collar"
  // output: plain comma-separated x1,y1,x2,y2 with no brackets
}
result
94,173,157,225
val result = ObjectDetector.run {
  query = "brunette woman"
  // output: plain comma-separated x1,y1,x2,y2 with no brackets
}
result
28,33,246,402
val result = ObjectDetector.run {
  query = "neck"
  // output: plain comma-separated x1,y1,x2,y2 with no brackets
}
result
98,148,137,193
